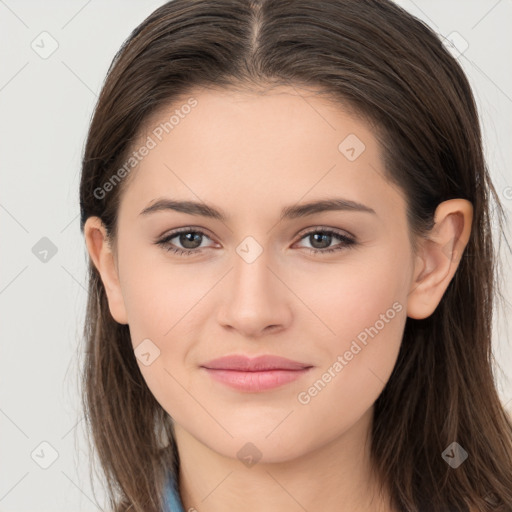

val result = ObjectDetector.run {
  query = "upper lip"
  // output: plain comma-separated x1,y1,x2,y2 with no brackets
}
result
201,355,312,371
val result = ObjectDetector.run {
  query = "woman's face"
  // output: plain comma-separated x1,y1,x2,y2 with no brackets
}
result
103,85,417,462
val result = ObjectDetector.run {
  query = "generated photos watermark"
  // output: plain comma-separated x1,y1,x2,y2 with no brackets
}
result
297,301,403,405
93,97,198,200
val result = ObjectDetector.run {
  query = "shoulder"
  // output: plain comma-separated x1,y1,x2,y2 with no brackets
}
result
163,473,185,512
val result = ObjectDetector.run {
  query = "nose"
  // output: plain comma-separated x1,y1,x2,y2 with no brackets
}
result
217,246,293,339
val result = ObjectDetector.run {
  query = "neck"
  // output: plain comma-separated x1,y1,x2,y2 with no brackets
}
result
172,407,394,512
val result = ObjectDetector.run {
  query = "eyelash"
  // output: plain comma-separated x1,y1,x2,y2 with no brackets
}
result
155,227,356,257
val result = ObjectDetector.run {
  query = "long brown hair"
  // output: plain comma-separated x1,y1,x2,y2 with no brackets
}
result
78,1,512,511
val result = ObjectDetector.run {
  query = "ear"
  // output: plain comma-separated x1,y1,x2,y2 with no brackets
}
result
83,216,128,325
407,199,473,319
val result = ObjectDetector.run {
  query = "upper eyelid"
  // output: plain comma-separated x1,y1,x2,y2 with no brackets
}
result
295,225,355,240
160,227,217,244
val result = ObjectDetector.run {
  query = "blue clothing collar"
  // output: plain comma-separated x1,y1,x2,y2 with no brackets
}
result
164,473,185,512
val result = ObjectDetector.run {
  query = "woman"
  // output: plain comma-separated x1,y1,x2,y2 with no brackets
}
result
79,1,512,510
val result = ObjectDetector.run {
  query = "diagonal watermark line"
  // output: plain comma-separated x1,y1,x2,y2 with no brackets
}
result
265,265,337,336
503,397,512,418
0,0,29,28
466,58,512,106
163,267,233,337
406,0,438,30
471,0,502,30
290,84,337,131
163,163,234,234
61,471,104,511
265,409,294,438
0,408,29,438
265,470,309,511
0,62,29,92
61,415,84,440
60,213,79,234
61,0,92,29
266,163,337,235
163,367,234,438
61,61,97,97
0,202,29,232
0,265,28,295
367,366,385,385
0,472,29,503
201,471,234,502
60,265,87,292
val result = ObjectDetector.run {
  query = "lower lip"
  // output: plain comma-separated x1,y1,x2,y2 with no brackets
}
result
201,368,312,392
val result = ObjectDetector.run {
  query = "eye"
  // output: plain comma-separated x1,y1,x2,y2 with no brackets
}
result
155,226,356,257
294,228,356,254
156,228,216,257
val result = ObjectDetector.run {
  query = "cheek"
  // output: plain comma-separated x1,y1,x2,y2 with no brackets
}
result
290,273,407,452
290,242,410,347
120,248,208,346
118,250,214,407
288,246,409,411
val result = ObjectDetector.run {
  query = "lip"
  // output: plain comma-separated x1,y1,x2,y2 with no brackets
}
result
200,355,313,392
201,354,312,371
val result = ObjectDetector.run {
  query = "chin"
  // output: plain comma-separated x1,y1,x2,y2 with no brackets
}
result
200,428,315,465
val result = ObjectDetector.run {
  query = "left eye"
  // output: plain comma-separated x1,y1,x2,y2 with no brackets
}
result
295,229,356,254
156,227,356,256
156,229,216,256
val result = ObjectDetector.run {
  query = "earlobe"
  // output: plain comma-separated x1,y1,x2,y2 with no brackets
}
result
407,199,473,320
83,216,129,325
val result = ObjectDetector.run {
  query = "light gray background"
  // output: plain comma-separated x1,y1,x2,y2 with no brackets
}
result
0,1,511,510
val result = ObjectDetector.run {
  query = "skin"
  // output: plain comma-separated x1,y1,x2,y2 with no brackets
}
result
84,85,473,512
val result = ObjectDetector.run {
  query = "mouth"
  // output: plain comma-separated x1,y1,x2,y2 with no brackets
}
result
200,354,313,392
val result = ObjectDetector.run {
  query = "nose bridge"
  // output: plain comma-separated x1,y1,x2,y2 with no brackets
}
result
233,239,273,296
217,235,291,335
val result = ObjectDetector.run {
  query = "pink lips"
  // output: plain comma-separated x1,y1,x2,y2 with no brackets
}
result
200,355,313,392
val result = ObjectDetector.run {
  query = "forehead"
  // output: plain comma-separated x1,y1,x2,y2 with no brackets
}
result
117,85,404,225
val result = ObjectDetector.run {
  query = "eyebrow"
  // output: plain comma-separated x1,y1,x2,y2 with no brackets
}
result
139,197,376,221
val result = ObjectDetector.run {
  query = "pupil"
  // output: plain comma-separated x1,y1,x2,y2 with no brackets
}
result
312,233,331,249
181,232,201,249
